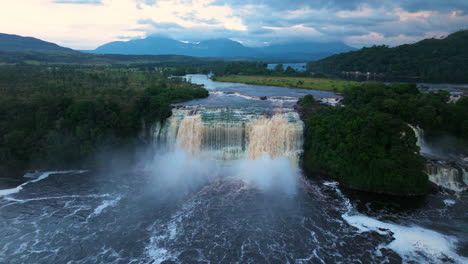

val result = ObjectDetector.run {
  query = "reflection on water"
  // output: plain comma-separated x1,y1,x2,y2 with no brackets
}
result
179,74,340,109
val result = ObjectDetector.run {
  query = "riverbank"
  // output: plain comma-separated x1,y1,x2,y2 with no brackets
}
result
211,75,357,92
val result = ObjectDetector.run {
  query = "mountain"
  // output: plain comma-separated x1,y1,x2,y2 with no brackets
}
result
0,33,76,53
93,36,185,55
0,32,356,62
307,30,468,83
257,41,355,60
191,39,256,58
91,36,355,60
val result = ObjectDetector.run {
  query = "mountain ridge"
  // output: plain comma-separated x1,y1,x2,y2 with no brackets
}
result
90,36,356,61
0,33,356,61
0,33,77,53
307,30,468,83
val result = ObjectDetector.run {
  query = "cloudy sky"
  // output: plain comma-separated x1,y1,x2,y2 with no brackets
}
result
1,0,467,49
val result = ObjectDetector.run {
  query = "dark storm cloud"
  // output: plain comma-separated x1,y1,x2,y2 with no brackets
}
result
212,0,370,11
401,0,468,12
128,0,468,47
213,0,468,12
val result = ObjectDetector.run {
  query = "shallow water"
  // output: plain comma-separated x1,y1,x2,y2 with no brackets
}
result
178,74,339,110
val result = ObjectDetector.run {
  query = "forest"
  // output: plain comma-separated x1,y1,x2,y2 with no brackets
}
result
0,65,208,175
300,83,468,195
307,30,468,83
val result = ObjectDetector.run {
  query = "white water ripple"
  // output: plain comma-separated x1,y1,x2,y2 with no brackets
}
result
86,195,123,221
323,182,468,264
0,170,87,197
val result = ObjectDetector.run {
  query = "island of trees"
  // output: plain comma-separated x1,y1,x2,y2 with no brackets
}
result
299,82,467,195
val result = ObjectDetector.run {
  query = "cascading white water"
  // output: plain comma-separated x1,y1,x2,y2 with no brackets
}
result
409,124,468,192
425,161,468,192
153,107,303,165
408,124,433,156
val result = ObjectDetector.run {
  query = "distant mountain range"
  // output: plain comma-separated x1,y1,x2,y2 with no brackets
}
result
0,33,76,53
87,35,356,61
0,33,355,61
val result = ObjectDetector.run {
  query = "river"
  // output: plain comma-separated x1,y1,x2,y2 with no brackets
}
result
0,75,466,264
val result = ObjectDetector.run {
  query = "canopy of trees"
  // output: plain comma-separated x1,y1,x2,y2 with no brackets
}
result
0,65,208,174
307,30,468,83
300,82,467,195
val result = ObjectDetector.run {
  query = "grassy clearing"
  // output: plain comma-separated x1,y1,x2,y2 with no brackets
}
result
212,75,357,92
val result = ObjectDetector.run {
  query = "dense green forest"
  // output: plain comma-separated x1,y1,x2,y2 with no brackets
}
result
0,65,208,175
300,83,468,195
0,50,281,77
307,30,468,83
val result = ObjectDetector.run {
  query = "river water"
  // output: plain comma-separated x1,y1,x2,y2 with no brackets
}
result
0,75,467,264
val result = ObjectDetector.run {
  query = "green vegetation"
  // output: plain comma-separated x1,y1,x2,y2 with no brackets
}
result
0,51,221,67
212,75,356,92
307,30,468,83
211,61,271,76
0,65,208,174
343,83,468,139
300,82,468,195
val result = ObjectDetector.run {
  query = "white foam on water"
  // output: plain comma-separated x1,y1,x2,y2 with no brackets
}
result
323,182,467,263
0,193,111,210
444,199,456,206
0,184,24,196
145,199,200,264
86,195,123,221
0,170,87,197
146,247,172,264
342,213,466,263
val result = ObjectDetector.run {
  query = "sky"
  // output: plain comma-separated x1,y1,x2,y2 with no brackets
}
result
0,0,467,49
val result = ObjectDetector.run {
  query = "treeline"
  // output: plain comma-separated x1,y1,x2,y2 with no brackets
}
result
209,61,320,78
0,65,208,174
0,51,220,65
0,49,315,78
307,30,468,83
300,82,468,195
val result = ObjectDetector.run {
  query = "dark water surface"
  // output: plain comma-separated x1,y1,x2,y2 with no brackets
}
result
1,170,466,264
0,76,467,264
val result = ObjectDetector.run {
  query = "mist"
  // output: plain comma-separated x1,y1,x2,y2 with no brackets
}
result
130,143,301,198
236,153,300,196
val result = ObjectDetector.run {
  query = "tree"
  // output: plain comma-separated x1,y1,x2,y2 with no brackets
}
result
274,63,284,72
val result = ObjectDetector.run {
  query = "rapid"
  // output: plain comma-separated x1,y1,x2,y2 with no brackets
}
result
0,75,466,264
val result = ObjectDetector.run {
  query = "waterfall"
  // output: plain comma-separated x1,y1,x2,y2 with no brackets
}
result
408,124,432,156
409,124,468,192
246,114,303,162
426,161,468,192
154,107,303,164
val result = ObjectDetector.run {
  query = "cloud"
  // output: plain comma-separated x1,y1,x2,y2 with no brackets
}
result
400,0,468,13
0,0,466,49
213,0,468,12
249,27,274,35
137,19,184,29
52,0,103,4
